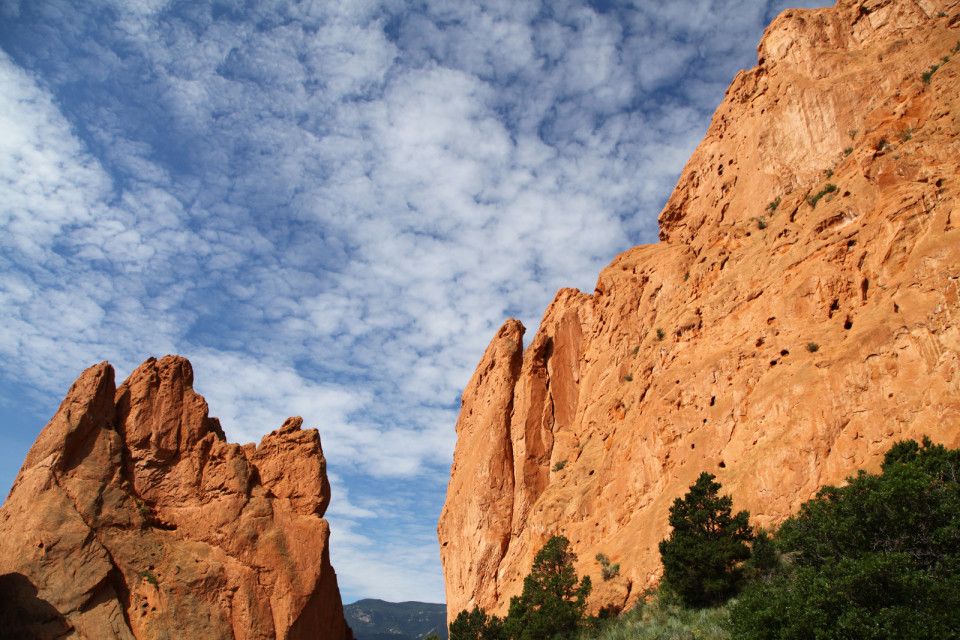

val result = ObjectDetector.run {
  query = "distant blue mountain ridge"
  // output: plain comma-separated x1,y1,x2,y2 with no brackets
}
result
344,599,448,640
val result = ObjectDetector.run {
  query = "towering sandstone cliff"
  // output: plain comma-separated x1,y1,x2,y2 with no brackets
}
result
440,0,960,618
0,355,353,640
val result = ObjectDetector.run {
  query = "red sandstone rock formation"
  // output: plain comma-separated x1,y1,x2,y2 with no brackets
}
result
0,355,353,640
440,0,960,619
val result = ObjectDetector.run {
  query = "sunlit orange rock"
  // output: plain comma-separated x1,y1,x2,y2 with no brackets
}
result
440,0,960,619
0,355,353,640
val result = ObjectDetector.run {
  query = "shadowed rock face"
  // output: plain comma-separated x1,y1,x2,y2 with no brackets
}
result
440,0,960,619
0,355,353,640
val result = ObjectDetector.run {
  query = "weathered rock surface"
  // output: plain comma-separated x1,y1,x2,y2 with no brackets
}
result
0,355,354,640
440,0,960,619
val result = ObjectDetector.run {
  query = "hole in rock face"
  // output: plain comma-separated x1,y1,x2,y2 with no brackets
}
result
780,349,789,356
719,461,726,468
756,337,765,347
710,396,716,406
767,316,776,325
847,239,856,247
770,359,778,366
37,541,43,549
894,302,899,313
844,317,853,330
691,444,695,449
589,470,595,476
829,299,840,318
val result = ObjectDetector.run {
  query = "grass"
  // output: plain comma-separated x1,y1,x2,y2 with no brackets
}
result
806,183,837,208
140,570,159,587
581,594,731,640
806,341,820,353
765,198,780,214
922,61,945,83
623,373,634,382
553,460,568,472
656,328,665,342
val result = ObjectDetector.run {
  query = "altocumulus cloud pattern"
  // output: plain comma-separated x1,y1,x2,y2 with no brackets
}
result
0,0,831,603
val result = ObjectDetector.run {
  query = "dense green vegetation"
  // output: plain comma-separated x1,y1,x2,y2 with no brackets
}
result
659,472,753,608
453,439,960,640
729,437,960,639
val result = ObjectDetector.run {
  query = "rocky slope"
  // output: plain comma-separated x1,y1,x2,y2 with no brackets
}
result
0,355,353,640
440,0,960,619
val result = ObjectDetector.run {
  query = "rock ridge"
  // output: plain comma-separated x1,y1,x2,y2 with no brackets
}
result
440,0,960,619
0,355,354,640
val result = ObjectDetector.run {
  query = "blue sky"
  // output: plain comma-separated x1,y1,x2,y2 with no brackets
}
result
0,0,832,604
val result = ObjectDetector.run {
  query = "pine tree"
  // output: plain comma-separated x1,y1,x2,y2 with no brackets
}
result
504,535,591,640
658,471,753,607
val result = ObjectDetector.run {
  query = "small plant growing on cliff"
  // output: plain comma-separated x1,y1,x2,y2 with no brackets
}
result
623,373,633,382
631,346,640,356
922,62,944,83
849,128,859,139
806,341,820,353
806,183,837,208
765,198,780,214
843,146,853,156
553,460,567,472
140,570,158,588
656,328,665,341
595,553,621,581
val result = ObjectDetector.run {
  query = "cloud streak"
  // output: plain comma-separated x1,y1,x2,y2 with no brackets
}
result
0,0,832,603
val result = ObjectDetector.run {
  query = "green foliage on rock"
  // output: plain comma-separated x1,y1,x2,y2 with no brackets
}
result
658,472,753,608
729,438,960,639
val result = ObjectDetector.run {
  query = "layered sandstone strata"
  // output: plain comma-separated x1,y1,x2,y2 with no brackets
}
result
440,0,960,618
0,355,353,640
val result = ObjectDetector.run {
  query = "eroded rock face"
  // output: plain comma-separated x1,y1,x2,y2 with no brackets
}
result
0,355,354,640
440,0,960,619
